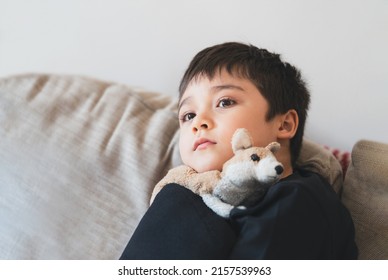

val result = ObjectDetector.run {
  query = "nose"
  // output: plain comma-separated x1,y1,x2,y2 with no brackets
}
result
275,165,284,175
192,113,212,133
192,122,209,133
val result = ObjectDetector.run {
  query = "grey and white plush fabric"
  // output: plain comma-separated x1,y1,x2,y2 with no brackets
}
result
0,74,343,259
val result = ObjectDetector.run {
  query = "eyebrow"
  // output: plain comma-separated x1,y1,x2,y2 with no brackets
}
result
178,84,246,112
211,84,246,93
178,96,192,113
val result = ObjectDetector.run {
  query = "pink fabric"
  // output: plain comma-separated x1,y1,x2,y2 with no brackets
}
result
325,146,351,177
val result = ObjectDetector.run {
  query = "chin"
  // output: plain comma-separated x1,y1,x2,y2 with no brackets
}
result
192,163,222,173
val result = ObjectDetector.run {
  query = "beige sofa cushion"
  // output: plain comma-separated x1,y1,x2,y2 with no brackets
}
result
0,73,343,259
297,139,343,194
342,140,388,259
0,74,181,259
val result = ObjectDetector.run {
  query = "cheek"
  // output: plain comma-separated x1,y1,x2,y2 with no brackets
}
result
249,124,278,147
223,116,259,141
178,132,190,162
226,116,276,147
227,111,257,128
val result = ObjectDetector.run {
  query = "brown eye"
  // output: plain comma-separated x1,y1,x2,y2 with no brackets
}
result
180,112,196,122
218,98,236,108
251,154,260,162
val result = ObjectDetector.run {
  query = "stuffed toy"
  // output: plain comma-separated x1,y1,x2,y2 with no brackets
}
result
150,128,284,218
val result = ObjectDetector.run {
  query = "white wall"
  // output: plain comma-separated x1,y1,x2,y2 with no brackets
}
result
1,0,387,151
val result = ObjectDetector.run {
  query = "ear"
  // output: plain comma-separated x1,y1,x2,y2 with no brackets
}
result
231,128,254,153
266,142,281,153
277,109,299,140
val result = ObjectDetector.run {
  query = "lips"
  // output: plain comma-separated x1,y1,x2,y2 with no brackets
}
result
193,138,216,151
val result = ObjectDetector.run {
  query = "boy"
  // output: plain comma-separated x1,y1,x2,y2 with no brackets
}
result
120,42,357,259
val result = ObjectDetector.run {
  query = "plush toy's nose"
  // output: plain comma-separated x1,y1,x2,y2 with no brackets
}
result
275,165,284,175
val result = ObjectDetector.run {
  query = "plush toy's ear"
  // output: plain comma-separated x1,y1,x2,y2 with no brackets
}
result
266,142,281,153
231,128,254,153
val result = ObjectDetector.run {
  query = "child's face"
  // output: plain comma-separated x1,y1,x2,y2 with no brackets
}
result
178,70,282,173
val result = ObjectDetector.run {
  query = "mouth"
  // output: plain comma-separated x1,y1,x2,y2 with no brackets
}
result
193,138,217,151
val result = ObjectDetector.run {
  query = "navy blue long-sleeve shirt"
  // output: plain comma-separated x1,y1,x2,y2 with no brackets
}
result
120,169,357,260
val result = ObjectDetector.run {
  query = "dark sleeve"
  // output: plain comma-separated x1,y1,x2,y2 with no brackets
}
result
120,183,237,260
228,175,358,260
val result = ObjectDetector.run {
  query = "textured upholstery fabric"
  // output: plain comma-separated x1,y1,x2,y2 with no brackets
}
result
0,73,344,259
342,140,388,259
0,74,181,259
297,139,343,194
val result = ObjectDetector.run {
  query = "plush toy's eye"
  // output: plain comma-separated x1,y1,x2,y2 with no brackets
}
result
251,154,260,162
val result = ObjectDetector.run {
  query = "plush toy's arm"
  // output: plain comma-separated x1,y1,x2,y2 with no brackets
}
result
150,165,222,205
202,194,235,218
202,194,247,218
150,165,195,204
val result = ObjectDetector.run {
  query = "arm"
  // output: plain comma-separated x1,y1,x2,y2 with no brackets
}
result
121,183,236,259
228,171,357,259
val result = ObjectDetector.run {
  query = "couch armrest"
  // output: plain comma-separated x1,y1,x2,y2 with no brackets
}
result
342,139,388,259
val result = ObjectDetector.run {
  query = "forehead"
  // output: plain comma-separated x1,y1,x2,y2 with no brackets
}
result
179,69,253,100
179,65,252,97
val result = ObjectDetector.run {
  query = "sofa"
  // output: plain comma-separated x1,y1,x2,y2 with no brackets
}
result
0,74,387,259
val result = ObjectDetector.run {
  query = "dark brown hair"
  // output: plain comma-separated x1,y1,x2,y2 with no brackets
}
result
179,42,310,166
